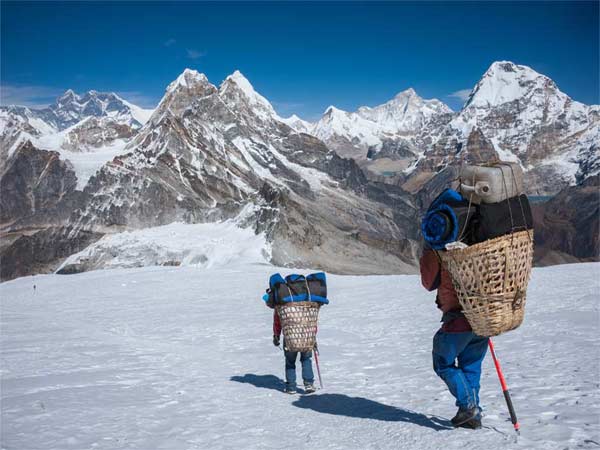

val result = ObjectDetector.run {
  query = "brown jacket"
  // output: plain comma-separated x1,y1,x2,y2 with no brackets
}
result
420,249,471,332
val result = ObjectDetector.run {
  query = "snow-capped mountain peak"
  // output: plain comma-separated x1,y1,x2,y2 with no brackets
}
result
57,89,77,104
279,114,313,133
319,106,362,127
394,87,417,99
465,61,561,109
0,87,156,180
154,69,217,121
224,70,257,98
219,70,277,122
322,105,347,117
305,89,453,160
417,60,599,195
284,113,305,122
357,88,452,130
167,68,210,92
40,89,155,130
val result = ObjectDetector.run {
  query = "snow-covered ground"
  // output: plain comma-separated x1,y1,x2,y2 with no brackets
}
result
58,221,270,273
1,262,599,449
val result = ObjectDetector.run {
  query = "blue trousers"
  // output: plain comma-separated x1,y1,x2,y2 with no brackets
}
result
432,330,489,410
284,348,314,388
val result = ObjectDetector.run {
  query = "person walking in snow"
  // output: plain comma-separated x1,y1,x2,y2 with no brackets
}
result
420,247,488,429
272,309,316,394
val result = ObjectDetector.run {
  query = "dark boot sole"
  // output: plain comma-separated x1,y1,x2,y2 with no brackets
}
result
451,411,479,427
457,419,482,430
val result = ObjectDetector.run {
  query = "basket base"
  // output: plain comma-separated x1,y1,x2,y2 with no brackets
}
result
440,231,533,337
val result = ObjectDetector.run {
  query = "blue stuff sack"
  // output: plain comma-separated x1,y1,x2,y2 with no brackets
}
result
262,272,329,308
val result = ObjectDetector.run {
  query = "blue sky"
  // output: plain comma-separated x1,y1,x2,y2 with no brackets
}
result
1,1,598,119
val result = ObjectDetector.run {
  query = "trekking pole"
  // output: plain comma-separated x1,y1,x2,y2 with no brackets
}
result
488,339,520,435
313,347,323,389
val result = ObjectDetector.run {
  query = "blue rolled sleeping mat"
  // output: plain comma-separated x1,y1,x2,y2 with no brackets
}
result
262,272,329,308
421,189,477,250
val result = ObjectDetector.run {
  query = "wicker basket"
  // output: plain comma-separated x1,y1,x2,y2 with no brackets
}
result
439,230,534,337
276,302,320,352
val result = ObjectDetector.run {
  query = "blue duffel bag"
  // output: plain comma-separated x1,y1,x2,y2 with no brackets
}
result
262,272,329,308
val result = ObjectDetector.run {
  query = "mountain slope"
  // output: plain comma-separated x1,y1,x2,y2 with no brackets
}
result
0,90,155,188
47,69,420,276
4,89,154,131
404,61,599,195
532,174,600,265
285,61,598,196
307,89,453,163
2,63,597,280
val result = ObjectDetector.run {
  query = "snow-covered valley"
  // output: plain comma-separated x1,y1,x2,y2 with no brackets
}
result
1,262,598,449
57,221,270,274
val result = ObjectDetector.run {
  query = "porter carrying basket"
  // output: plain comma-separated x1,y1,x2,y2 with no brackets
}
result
440,230,534,337
276,302,320,352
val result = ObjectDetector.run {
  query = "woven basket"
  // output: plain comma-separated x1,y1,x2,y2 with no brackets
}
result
439,230,534,337
276,302,320,352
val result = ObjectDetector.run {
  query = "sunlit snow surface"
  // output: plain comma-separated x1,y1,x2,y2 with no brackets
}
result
58,221,271,272
1,263,599,449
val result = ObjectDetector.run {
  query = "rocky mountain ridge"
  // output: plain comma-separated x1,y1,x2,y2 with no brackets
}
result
1,69,421,280
421,61,599,196
1,62,597,281
2,90,152,131
283,89,454,184
284,61,599,196
0,90,153,160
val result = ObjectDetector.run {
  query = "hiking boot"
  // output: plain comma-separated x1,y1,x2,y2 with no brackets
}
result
303,384,316,394
458,417,482,429
284,386,297,394
451,407,479,427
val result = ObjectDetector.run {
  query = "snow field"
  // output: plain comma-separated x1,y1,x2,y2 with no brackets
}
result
1,262,599,449
58,221,270,273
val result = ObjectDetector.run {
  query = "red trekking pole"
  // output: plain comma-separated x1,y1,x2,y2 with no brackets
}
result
488,339,520,435
313,347,323,389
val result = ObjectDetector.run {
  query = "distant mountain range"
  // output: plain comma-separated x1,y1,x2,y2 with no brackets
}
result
1,61,598,280
282,61,599,197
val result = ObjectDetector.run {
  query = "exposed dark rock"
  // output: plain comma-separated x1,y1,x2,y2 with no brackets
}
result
532,175,599,265
369,139,416,161
0,141,84,227
1,227,103,281
62,117,137,151
461,128,499,164
575,143,599,185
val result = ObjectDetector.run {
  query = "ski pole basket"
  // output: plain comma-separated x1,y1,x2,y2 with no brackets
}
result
440,230,534,337
276,302,320,352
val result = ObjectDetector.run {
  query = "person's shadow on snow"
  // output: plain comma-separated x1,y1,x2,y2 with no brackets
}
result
230,373,284,391
292,394,452,431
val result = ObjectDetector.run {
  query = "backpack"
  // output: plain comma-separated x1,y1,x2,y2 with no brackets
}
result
263,272,329,309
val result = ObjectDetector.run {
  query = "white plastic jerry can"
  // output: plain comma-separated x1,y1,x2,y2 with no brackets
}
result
459,162,524,204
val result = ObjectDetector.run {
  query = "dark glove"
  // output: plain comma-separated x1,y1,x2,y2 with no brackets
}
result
273,335,280,347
